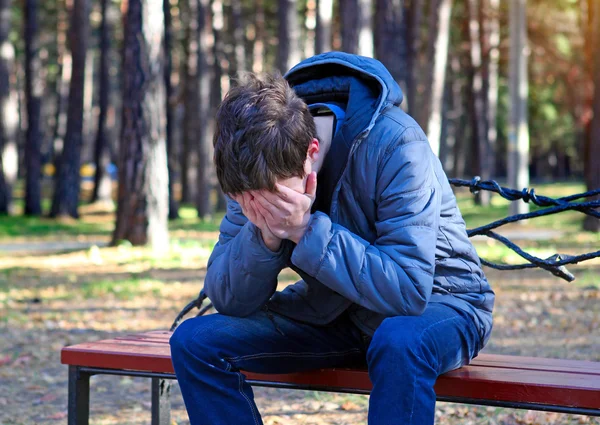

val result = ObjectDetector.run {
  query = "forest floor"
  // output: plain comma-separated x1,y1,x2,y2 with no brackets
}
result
1,186,600,425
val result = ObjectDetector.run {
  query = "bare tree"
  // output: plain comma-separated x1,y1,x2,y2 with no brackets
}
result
508,0,530,215
50,0,90,218
277,0,301,73
23,0,43,215
0,0,18,214
91,0,114,204
113,0,169,249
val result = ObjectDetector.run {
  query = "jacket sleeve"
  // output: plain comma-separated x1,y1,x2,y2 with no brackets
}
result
204,198,291,317
290,139,441,316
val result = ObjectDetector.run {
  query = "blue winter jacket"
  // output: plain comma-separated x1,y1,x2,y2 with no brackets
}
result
204,52,494,346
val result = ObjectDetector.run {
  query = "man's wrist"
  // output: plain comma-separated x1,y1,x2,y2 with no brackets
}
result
289,215,312,244
262,232,282,252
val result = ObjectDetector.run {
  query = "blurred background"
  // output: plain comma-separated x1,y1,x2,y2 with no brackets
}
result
0,1,599,424
0,0,599,239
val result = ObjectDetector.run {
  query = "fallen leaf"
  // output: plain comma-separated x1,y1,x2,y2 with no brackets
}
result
341,401,361,411
0,355,12,367
39,393,58,403
48,411,67,420
12,354,33,366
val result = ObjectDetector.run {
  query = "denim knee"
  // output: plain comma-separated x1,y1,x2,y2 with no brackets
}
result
170,317,197,356
367,317,439,372
369,318,416,356
170,316,221,360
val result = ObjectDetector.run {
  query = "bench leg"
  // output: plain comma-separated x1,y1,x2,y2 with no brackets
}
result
68,366,90,425
151,378,171,425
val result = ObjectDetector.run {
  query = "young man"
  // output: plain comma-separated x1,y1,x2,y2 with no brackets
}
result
170,52,494,425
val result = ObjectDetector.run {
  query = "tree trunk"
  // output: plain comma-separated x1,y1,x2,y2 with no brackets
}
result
24,0,43,215
450,54,468,178
50,0,71,171
213,0,227,213
252,0,265,73
0,0,18,214
164,0,179,219
50,0,90,218
196,0,213,218
374,0,408,91
439,52,462,173
181,0,199,204
91,0,114,204
341,0,373,56
486,0,500,180
315,0,333,53
405,0,424,115
303,0,316,58
508,0,530,215
426,0,452,157
277,0,300,73
466,0,490,205
418,0,440,127
584,0,600,232
230,0,246,76
113,0,169,250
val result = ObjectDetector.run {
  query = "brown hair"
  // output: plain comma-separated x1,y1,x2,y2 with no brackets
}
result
213,73,316,195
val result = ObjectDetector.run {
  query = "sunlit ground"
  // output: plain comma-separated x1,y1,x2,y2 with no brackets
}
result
0,184,599,424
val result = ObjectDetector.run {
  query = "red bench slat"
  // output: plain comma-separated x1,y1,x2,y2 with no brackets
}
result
61,331,600,411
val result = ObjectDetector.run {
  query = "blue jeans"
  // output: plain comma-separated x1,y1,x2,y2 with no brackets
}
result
170,303,481,425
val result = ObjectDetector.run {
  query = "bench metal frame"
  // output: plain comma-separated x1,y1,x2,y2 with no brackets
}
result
67,365,600,425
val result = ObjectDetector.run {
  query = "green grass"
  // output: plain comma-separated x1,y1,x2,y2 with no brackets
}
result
80,277,165,300
169,206,223,232
0,215,114,238
472,243,558,265
456,181,588,230
0,204,222,239
570,269,600,289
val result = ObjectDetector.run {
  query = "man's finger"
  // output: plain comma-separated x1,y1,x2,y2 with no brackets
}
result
274,183,304,203
253,192,283,216
253,190,287,209
252,199,275,222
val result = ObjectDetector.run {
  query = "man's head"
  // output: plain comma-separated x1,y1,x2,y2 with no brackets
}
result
213,73,319,196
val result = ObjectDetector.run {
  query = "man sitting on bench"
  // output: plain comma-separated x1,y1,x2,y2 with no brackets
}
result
170,52,495,425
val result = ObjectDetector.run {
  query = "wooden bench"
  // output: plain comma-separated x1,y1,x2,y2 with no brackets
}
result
61,330,600,425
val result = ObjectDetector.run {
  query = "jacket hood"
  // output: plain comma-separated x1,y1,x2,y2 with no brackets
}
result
285,52,404,107
284,52,404,142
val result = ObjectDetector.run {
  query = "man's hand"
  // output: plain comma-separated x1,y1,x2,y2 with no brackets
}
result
252,172,317,244
234,192,282,252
